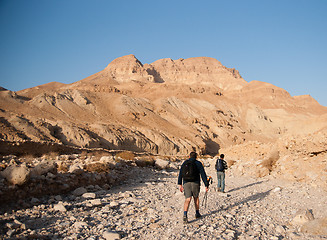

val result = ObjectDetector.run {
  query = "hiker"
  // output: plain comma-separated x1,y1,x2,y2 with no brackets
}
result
178,151,209,223
215,153,228,192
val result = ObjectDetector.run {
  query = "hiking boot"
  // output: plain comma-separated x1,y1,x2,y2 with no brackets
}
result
183,216,188,224
195,213,202,219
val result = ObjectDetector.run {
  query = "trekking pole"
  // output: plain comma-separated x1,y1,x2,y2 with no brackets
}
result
202,191,208,208
202,176,213,208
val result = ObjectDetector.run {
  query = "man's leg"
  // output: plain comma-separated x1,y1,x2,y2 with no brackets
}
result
183,182,193,223
183,197,191,223
221,172,225,193
184,197,192,212
193,196,199,211
194,196,202,218
217,171,221,191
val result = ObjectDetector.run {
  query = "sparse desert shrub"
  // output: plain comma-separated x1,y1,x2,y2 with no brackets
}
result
260,150,279,171
226,159,236,167
42,152,58,160
57,161,69,172
116,151,135,161
20,154,35,164
135,157,155,167
85,162,110,173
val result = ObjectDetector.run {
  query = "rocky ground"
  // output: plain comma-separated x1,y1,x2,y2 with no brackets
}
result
1,158,327,240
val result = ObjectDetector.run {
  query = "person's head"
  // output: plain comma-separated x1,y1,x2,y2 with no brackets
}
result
220,154,224,159
190,151,197,159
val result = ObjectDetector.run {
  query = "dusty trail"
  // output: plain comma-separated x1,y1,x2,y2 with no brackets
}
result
1,162,327,239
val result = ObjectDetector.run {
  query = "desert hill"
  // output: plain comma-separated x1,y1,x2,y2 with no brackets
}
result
1,54,326,155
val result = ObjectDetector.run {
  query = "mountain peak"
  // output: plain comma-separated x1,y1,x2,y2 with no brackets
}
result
105,54,143,70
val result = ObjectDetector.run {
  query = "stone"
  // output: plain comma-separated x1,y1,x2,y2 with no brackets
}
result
54,195,62,201
69,163,84,175
90,199,102,206
154,159,170,170
109,201,119,208
30,160,57,176
53,202,67,212
291,209,314,226
168,162,178,170
73,221,88,229
103,230,121,240
0,164,30,185
30,198,39,204
82,192,96,199
73,187,87,196
272,187,281,192
275,225,285,233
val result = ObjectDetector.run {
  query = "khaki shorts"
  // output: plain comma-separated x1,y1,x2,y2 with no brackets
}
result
183,182,200,198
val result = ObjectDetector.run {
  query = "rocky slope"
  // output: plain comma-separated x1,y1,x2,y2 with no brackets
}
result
1,155,326,239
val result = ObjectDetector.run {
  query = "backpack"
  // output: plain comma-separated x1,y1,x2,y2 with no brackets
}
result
215,159,224,171
181,159,198,181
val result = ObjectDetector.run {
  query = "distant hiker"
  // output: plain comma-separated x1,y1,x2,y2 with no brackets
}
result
215,154,228,193
178,151,209,224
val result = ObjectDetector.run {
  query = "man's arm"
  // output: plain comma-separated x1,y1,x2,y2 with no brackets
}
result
223,160,228,170
197,162,209,187
177,163,183,185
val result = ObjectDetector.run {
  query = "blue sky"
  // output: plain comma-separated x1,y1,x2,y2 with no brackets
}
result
1,0,326,106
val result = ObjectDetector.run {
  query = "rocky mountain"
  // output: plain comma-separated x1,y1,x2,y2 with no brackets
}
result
1,54,326,157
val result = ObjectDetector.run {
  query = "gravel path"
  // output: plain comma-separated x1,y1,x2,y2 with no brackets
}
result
1,162,327,239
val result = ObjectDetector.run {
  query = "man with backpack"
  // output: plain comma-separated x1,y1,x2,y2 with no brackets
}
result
215,154,228,193
178,151,209,224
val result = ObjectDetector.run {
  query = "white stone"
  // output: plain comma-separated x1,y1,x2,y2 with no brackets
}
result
82,192,96,199
275,225,285,233
68,163,84,175
109,201,119,208
154,159,170,170
73,221,88,229
272,187,281,192
103,230,120,240
53,202,67,212
90,199,102,206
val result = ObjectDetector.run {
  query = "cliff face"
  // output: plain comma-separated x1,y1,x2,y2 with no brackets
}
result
0,55,326,156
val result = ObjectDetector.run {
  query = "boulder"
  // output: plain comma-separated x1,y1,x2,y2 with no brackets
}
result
168,162,178,170
154,159,170,170
72,187,87,196
291,209,314,226
30,160,57,177
0,164,30,185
